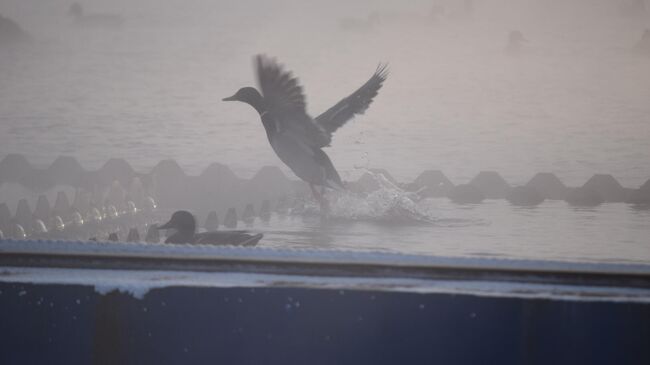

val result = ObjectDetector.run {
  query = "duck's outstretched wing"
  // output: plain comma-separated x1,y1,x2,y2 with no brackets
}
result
256,55,331,147
315,64,388,136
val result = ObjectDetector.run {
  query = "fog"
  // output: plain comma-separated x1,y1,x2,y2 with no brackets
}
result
4,5,650,358
1,0,650,260
1,0,649,186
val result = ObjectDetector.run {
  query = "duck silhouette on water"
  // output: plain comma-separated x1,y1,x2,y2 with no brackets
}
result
158,210,262,246
223,55,388,212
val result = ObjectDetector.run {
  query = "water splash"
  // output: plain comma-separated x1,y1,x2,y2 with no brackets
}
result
289,170,489,228
294,170,434,224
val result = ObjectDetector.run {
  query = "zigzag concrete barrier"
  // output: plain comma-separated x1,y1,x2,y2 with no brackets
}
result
1,154,650,241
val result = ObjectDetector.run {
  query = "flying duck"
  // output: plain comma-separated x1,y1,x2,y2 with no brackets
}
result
223,55,388,209
158,210,263,246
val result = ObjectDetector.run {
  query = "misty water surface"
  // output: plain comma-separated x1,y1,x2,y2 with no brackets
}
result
1,0,649,262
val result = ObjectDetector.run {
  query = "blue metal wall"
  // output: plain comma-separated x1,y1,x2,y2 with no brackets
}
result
1,282,649,364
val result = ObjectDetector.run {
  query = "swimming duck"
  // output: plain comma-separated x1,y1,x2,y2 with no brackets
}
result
223,55,388,210
158,210,263,246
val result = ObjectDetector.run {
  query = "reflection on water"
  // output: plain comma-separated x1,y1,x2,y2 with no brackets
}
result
254,197,649,264
0,172,648,264
1,0,649,186
1,1,649,264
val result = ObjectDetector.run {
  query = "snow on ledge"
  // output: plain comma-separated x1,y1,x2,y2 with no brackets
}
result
0,266,649,303
1,239,650,276
1,239,650,303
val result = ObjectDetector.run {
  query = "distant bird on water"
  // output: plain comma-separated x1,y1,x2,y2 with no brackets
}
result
158,210,262,246
0,13,31,45
223,55,388,210
505,30,527,55
636,28,650,54
68,2,124,28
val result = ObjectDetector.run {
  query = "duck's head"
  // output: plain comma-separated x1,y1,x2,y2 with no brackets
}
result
158,210,196,233
223,87,263,109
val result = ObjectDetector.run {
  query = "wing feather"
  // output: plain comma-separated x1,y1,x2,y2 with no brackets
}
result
315,64,388,136
256,55,331,147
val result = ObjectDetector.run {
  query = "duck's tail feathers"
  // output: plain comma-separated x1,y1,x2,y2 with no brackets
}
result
325,178,346,191
241,233,263,246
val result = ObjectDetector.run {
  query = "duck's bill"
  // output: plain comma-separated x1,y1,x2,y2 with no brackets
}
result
222,95,237,101
157,220,173,230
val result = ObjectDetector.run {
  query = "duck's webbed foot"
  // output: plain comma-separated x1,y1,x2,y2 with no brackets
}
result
320,185,330,214
310,184,321,202
310,184,330,216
